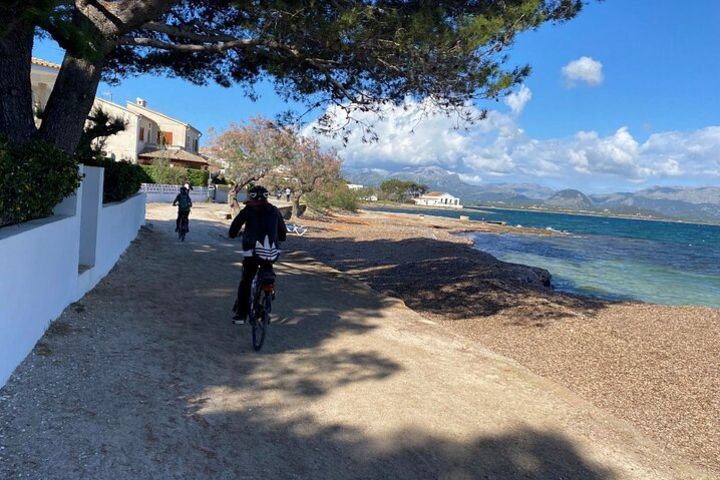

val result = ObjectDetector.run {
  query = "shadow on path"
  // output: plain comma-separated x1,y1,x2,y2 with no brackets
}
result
0,212,619,479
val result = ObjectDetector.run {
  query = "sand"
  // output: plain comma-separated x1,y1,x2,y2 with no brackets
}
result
290,209,720,473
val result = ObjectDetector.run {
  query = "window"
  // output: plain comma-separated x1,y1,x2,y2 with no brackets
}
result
139,127,144,141
157,131,173,146
193,138,199,152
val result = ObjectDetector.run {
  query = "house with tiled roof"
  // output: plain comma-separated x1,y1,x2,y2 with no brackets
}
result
30,58,207,170
414,191,463,209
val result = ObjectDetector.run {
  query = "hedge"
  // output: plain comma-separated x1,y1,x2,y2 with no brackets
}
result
141,163,208,187
186,168,209,187
83,158,150,203
0,139,82,227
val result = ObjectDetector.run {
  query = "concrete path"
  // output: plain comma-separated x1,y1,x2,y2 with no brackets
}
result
0,204,710,479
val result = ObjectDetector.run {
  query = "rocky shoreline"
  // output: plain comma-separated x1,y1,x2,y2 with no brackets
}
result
288,209,720,474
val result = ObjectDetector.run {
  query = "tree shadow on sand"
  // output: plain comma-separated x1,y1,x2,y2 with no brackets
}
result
289,235,617,326
0,214,621,479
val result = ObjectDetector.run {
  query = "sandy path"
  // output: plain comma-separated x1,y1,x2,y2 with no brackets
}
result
0,204,711,479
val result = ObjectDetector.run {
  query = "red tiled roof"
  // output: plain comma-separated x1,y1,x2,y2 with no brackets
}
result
139,147,208,165
31,57,61,69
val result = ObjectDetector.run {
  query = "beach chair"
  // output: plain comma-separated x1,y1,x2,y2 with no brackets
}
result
286,224,308,236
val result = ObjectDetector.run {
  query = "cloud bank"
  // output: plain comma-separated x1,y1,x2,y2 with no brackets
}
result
308,94,720,190
562,56,604,87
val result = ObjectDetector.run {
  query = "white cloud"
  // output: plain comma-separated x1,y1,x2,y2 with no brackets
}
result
307,99,720,190
562,56,604,87
504,85,532,115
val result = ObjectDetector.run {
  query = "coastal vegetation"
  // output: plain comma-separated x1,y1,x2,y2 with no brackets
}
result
208,116,345,217
378,180,429,204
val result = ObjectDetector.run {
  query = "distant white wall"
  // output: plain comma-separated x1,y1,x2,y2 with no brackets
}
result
140,183,210,203
0,167,145,388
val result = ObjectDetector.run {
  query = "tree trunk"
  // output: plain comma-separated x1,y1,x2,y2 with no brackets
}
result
228,183,242,217
291,195,303,219
37,52,104,153
0,23,37,143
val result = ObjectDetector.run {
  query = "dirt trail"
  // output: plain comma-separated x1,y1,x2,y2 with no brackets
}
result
0,204,711,479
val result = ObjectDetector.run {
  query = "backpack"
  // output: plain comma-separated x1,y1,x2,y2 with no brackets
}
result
178,193,190,210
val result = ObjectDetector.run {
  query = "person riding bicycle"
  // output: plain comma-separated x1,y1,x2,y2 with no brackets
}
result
173,186,192,232
229,185,287,324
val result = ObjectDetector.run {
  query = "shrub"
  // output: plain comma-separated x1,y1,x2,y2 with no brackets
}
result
140,160,186,185
83,158,149,203
186,168,209,187
0,138,82,227
307,183,359,213
140,160,207,187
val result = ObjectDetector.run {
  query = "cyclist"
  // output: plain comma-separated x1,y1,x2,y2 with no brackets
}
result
173,186,192,232
229,185,287,324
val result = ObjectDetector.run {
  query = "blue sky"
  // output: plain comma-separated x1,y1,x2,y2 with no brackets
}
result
33,1,720,192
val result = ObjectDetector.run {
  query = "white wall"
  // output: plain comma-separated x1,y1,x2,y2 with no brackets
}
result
0,202,81,389
0,168,145,388
93,99,141,162
126,102,189,149
141,183,210,203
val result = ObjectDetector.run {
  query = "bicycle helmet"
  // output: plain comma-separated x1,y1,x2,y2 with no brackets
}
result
247,185,270,200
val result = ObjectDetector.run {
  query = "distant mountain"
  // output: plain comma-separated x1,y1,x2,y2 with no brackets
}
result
592,186,720,223
344,167,720,223
344,167,553,204
544,189,594,210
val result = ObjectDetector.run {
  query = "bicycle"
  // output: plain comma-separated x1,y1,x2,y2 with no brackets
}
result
248,266,275,351
178,212,189,241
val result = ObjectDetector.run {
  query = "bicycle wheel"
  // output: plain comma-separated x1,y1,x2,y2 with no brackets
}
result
179,217,188,241
251,300,267,351
250,277,267,351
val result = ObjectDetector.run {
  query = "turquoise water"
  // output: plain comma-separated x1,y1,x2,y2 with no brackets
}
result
370,206,720,307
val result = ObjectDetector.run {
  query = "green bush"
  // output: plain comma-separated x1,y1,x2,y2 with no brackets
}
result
141,160,208,187
84,158,150,203
186,168,209,187
141,161,185,185
0,138,82,227
307,183,359,213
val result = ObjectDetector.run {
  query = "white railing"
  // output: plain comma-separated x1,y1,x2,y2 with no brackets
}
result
140,183,233,203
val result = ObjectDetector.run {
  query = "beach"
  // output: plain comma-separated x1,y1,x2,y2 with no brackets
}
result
290,209,720,474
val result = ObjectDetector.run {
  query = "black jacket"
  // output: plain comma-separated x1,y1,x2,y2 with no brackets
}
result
229,201,287,259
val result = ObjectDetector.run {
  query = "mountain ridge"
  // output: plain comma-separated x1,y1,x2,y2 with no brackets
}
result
344,167,720,223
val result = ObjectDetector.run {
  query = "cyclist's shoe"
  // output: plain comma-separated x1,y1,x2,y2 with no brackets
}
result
232,313,246,325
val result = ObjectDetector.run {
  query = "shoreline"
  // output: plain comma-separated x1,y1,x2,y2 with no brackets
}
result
367,202,720,228
289,208,720,474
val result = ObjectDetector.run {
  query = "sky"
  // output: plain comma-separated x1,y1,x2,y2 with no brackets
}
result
33,0,720,193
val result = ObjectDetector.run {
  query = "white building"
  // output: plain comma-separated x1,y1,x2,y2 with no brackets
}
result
414,191,463,209
30,58,207,170
347,183,365,190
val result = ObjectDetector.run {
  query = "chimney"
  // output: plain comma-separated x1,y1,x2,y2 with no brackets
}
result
136,97,147,107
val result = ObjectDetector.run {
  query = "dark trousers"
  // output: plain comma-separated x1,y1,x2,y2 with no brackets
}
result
234,257,274,318
176,210,189,231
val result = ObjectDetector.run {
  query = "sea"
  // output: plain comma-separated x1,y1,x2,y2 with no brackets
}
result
369,206,720,308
